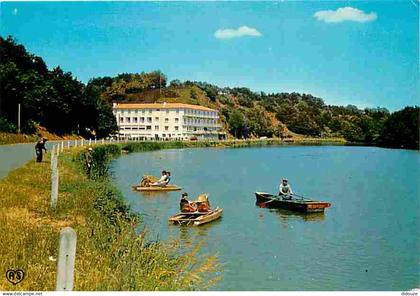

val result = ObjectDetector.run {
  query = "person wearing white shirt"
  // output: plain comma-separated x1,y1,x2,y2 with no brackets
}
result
278,178,293,199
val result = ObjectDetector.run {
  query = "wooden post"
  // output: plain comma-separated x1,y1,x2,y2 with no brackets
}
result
51,152,58,209
56,227,77,291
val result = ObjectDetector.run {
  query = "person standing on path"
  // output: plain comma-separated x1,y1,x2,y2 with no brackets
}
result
35,138,48,162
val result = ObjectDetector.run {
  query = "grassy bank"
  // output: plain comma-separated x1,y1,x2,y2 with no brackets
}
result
0,145,219,291
120,137,346,153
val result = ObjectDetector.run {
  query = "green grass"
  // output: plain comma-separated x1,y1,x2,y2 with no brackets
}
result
0,145,220,291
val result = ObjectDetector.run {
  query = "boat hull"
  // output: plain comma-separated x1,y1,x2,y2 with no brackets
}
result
132,185,182,192
255,192,331,213
168,207,223,226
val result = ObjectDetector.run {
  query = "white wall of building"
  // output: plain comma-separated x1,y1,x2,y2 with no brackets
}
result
112,103,223,140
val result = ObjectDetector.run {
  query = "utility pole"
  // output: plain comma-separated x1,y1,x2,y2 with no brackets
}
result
17,103,21,133
159,72,162,99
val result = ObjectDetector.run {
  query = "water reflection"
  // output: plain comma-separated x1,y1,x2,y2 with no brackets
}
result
256,203,325,222
270,208,325,222
173,218,221,246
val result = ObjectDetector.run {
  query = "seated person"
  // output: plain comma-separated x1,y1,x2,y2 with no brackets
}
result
196,194,211,212
279,178,293,200
180,192,197,212
151,170,168,186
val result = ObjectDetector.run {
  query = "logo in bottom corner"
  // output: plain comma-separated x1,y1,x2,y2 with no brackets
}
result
6,269,25,285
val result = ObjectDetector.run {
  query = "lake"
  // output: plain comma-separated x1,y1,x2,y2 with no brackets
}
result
110,145,419,291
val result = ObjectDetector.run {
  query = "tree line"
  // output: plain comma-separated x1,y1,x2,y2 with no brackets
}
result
0,36,117,138
1,36,418,149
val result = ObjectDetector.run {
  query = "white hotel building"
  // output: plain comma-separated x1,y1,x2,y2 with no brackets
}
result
112,102,224,140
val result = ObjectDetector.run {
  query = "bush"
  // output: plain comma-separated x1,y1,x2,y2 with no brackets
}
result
0,116,16,133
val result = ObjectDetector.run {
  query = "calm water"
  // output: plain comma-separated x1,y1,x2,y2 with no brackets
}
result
110,145,419,291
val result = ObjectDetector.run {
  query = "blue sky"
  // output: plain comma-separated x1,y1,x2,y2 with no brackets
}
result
1,1,418,110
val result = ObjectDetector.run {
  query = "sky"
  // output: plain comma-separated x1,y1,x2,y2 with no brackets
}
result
1,1,418,110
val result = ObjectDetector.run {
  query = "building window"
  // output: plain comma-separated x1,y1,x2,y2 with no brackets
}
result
176,109,179,114
166,110,169,114
133,117,138,123
155,125,159,130
147,117,152,123
148,109,152,114
120,117,124,123
165,126,169,131
146,126,152,130
175,118,179,123
175,126,179,131
165,118,169,123
140,117,145,123
126,117,131,123
155,117,159,121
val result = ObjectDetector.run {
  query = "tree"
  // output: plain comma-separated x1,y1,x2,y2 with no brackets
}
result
379,106,419,149
0,36,118,137
228,110,247,138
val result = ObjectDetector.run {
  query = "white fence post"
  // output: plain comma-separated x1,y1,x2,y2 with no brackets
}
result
55,144,59,157
56,227,77,291
89,139,92,146
61,141,64,153
74,140,77,148
102,139,104,144
51,151,59,209
94,138,97,145
67,141,70,149
50,145,56,170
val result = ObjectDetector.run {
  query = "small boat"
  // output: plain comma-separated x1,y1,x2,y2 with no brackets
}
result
132,185,182,192
168,207,223,226
255,192,331,213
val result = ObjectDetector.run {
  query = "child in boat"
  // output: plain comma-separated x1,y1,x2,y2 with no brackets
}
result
279,178,293,200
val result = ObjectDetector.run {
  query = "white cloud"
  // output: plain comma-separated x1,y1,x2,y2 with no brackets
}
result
314,7,377,23
214,26,262,40
12,8,18,16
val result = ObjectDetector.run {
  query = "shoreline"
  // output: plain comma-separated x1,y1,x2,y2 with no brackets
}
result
0,137,417,290
1,138,343,290
0,145,220,291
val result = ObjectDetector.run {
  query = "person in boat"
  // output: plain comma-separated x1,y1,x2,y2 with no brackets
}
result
180,192,197,212
151,170,169,187
195,194,211,212
165,171,171,185
279,178,293,200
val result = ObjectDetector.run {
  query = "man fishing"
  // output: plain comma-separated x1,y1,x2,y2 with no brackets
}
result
35,137,48,162
278,178,293,200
